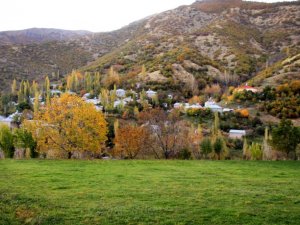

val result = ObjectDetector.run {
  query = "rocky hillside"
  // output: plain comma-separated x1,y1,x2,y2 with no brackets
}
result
0,24,143,90
82,0,300,95
0,0,299,93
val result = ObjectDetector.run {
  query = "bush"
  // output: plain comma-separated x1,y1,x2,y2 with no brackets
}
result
178,148,192,160
200,138,212,159
0,125,14,158
16,102,32,112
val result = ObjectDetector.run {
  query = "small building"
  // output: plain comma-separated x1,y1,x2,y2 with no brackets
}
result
0,117,13,128
95,106,103,112
146,89,157,98
204,100,223,113
223,108,234,113
116,89,126,98
85,98,100,105
235,84,258,93
123,97,133,103
185,103,203,110
229,130,246,139
174,103,183,109
82,93,91,100
50,90,62,96
114,100,127,108
0,112,20,129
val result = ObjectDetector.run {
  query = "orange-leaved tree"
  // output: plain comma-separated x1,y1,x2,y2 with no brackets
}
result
24,94,107,158
114,124,148,159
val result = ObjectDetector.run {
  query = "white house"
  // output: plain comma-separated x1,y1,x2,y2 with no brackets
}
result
229,130,246,139
174,103,183,109
204,100,223,113
114,100,128,108
223,108,234,113
85,98,100,105
50,90,62,96
123,97,133,103
116,89,126,98
82,93,91,100
184,103,203,110
95,106,103,112
146,89,157,98
0,111,21,129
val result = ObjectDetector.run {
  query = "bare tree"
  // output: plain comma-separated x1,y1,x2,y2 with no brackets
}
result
138,108,189,159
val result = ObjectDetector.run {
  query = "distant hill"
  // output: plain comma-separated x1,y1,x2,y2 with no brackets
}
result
0,28,91,45
0,0,299,92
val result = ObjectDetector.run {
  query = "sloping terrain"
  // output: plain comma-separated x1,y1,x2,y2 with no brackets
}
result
0,0,299,92
83,0,300,93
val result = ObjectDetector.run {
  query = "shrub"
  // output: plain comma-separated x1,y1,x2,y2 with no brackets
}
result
249,142,263,160
178,148,192,160
200,138,212,159
0,125,14,158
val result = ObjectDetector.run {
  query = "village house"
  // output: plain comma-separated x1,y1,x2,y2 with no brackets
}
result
204,99,223,113
50,90,62,96
184,103,203,110
85,98,100,105
116,89,126,98
235,84,259,93
223,108,234,113
82,93,91,100
229,130,246,139
174,103,183,109
0,112,21,129
146,89,157,98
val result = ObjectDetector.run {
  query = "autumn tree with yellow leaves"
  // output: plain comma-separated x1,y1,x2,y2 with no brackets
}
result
24,94,107,159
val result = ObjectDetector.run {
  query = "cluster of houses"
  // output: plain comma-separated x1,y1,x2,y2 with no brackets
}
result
1,84,259,139
174,98,233,113
81,89,159,111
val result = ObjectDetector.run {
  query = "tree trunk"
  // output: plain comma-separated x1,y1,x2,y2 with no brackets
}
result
68,152,72,159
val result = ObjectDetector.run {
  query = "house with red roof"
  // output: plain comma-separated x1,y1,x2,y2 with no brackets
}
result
235,84,259,93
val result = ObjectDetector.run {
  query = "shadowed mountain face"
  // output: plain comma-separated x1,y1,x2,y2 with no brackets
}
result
0,0,299,92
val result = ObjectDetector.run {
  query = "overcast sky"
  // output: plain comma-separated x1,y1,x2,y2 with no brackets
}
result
0,0,296,32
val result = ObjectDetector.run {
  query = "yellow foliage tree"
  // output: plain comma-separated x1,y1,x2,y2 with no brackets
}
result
24,94,107,158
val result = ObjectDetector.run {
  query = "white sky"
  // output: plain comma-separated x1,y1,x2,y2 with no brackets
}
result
0,0,296,32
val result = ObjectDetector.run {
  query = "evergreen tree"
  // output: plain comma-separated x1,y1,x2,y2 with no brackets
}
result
200,138,212,159
213,137,223,160
270,119,300,158
0,125,14,158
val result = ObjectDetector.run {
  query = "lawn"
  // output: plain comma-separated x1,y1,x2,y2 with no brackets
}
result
0,160,299,225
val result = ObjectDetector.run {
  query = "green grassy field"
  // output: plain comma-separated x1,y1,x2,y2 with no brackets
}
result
0,160,299,225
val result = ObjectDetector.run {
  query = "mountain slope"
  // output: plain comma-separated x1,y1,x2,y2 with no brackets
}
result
0,0,299,93
83,0,300,95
